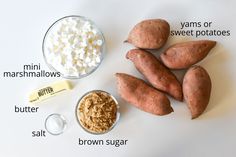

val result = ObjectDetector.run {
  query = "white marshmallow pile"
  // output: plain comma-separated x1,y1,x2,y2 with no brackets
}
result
43,16,104,77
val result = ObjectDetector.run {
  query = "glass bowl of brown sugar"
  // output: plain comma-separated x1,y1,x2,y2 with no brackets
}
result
75,90,120,135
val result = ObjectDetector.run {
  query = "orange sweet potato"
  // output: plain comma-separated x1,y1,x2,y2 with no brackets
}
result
160,40,216,69
183,66,212,119
116,73,173,116
126,49,183,101
126,19,170,49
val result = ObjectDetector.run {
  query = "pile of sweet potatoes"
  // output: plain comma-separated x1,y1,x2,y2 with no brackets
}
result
116,19,216,119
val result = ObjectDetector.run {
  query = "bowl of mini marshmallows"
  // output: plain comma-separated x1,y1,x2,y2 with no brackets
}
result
42,15,105,79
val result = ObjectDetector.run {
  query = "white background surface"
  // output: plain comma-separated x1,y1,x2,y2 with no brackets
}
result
0,0,236,156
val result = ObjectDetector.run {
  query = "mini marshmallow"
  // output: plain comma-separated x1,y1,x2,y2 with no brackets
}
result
44,16,104,77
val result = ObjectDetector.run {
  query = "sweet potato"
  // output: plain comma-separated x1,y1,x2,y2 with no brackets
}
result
126,49,183,101
183,66,211,119
126,19,170,49
116,73,173,116
160,40,216,69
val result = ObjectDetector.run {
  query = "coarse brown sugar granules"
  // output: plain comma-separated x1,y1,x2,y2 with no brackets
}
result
77,91,117,134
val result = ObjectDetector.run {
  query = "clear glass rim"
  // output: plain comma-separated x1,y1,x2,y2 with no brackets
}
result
75,90,120,135
42,15,106,79
44,113,67,136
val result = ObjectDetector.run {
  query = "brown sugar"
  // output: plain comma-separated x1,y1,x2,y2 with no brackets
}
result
77,91,117,134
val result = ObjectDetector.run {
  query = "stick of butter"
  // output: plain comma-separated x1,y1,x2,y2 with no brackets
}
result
29,80,73,104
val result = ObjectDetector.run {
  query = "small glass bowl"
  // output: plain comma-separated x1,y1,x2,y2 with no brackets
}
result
75,90,120,135
45,113,67,135
42,15,105,79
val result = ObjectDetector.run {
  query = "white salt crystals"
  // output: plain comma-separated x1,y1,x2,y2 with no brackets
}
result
43,16,105,78
45,114,67,135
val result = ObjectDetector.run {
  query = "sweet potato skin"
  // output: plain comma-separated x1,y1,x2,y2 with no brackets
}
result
116,73,173,116
126,49,183,101
183,66,211,119
127,19,170,49
160,40,216,69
